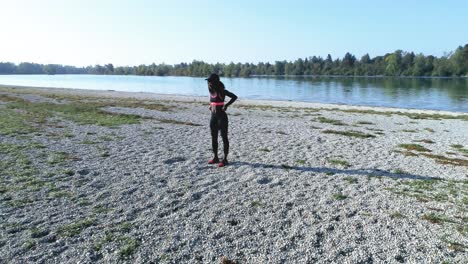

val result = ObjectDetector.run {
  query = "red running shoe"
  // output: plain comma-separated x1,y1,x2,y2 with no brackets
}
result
218,159,228,167
208,158,219,164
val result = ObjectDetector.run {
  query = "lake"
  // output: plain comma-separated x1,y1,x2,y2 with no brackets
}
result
0,74,467,112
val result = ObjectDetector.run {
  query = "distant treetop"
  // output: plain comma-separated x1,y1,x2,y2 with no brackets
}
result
1,44,466,77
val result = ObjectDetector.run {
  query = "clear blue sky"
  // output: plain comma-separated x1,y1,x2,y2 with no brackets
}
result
1,0,466,66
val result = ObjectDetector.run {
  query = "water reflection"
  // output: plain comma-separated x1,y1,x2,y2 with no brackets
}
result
239,76,468,111
0,75,466,112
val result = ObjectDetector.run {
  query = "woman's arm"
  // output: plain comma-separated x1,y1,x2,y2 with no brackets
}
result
223,90,237,110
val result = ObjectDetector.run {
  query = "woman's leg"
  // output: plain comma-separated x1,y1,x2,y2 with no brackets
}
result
220,113,229,161
210,115,219,161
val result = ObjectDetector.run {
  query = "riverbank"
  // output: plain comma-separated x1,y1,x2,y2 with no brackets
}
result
1,74,467,113
0,86,467,263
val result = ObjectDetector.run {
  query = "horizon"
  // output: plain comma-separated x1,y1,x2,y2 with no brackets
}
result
1,0,467,67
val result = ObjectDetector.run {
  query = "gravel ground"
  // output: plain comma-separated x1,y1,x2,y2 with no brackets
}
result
0,87,467,263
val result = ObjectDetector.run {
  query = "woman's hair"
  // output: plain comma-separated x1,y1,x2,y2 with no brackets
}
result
209,80,225,99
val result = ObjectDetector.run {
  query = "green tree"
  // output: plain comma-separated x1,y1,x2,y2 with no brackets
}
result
449,45,468,76
401,52,415,75
384,53,401,76
323,54,333,74
105,63,114,74
274,61,285,75
293,58,304,75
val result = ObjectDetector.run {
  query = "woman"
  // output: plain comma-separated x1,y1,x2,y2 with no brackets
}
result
206,73,237,167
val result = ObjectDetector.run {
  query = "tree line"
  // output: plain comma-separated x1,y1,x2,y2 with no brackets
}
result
1,44,466,77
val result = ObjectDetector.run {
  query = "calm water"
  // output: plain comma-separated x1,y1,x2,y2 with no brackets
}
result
0,74,467,112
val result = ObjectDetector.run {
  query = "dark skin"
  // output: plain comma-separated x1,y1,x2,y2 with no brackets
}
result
208,80,237,163
208,81,236,113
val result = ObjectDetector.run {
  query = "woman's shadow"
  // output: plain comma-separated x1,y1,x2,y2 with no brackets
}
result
230,161,439,181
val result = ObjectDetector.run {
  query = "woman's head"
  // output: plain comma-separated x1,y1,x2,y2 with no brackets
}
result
206,73,224,94
205,73,220,83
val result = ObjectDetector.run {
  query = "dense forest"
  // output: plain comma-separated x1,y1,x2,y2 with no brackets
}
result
1,44,466,77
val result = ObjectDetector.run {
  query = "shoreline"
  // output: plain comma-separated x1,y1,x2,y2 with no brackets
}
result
1,73,467,79
2,84,467,116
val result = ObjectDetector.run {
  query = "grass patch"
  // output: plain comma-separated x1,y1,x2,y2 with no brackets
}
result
398,144,431,152
360,212,372,217
394,149,468,167
99,135,114,141
156,118,201,126
335,108,468,121
80,140,100,145
419,153,468,167
403,179,439,190
30,227,49,238
101,99,171,112
0,143,51,197
23,240,37,250
6,99,142,128
393,168,408,174
322,129,375,138
16,89,172,112
63,169,75,176
316,117,346,126
296,159,306,165
118,236,139,259
421,213,456,224
47,151,71,165
343,176,358,184
332,193,348,200
393,150,419,157
450,144,468,154
387,178,467,233
78,199,92,207
48,190,73,199
57,218,96,237
390,212,406,219
328,159,350,167
28,142,47,149
118,222,133,233
445,240,467,252
250,201,262,207
0,94,23,102
0,108,38,135
93,205,113,214
93,222,136,254
355,121,374,125
93,232,115,252
6,198,34,208
413,139,435,144
63,131,75,138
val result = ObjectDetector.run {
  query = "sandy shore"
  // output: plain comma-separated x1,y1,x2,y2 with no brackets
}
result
0,86,467,263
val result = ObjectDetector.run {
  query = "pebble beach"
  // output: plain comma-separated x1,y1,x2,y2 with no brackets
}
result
0,86,467,263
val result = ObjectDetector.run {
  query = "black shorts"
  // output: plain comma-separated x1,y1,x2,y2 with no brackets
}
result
210,112,228,132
